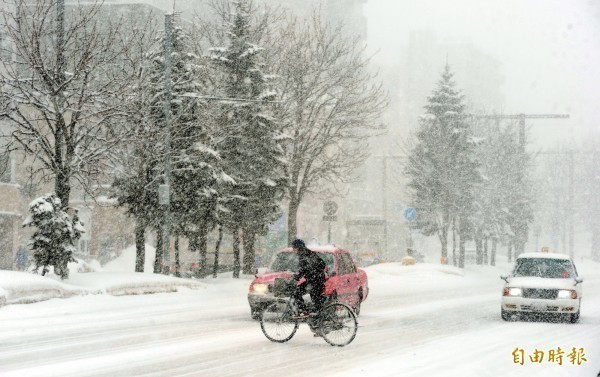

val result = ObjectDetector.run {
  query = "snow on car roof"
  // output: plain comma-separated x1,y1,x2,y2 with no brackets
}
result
517,252,571,260
280,244,345,253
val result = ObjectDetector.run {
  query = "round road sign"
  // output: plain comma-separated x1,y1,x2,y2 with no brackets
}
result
324,200,338,216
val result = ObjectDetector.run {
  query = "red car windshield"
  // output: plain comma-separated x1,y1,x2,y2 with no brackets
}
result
270,252,335,273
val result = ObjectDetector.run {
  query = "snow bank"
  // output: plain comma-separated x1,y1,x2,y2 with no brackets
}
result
0,270,85,305
0,244,202,307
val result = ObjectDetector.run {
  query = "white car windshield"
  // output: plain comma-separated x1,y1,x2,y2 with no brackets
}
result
513,258,576,278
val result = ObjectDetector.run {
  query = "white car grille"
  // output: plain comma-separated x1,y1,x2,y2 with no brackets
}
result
522,288,557,299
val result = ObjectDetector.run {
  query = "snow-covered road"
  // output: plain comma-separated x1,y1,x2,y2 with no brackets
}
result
1,261,599,377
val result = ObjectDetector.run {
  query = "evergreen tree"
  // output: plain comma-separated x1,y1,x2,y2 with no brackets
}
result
471,119,524,266
405,64,479,264
210,0,286,277
156,24,229,277
114,21,227,275
22,194,83,279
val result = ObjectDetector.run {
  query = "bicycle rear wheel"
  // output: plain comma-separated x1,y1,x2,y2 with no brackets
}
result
318,302,357,347
260,301,299,343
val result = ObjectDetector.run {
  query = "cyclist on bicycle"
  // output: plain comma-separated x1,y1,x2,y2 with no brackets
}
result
291,239,327,319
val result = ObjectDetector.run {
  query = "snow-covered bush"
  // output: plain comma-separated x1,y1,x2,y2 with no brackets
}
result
22,194,84,279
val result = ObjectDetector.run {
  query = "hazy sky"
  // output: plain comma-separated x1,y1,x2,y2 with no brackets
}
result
149,0,599,148
363,0,600,148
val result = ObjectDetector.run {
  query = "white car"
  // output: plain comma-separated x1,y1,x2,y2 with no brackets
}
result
500,252,583,323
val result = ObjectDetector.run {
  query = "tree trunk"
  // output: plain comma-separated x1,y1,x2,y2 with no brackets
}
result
458,231,466,269
135,219,145,273
213,225,223,278
440,224,448,264
233,227,241,278
287,198,300,246
457,218,466,268
242,230,256,275
452,218,457,266
174,237,180,278
198,224,208,278
491,238,497,266
154,228,163,273
55,168,71,209
475,235,483,265
483,238,489,265
508,241,513,263
189,234,199,277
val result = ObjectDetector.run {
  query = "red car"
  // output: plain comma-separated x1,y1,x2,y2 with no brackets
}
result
248,245,369,319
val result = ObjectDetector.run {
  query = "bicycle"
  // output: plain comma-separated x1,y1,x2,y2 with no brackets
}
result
260,278,358,347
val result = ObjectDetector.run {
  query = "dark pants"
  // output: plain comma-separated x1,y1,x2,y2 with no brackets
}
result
293,281,325,314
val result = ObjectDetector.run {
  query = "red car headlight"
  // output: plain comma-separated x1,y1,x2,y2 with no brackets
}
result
250,283,269,294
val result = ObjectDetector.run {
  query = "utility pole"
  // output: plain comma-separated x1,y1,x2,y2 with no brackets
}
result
159,13,174,274
476,114,570,148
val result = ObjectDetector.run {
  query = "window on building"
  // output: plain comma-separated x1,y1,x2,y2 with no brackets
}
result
99,234,114,265
77,239,88,256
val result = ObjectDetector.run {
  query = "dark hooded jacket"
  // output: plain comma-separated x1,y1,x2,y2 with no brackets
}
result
294,246,326,287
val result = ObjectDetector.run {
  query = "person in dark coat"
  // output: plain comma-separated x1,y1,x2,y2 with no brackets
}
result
14,244,29,271
291,239,327,316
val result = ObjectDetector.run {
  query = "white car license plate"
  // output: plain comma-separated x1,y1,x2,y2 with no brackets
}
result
531,302,547,311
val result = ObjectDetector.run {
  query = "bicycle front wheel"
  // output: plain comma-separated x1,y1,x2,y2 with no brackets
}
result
260,301,299,343
318,302,357,347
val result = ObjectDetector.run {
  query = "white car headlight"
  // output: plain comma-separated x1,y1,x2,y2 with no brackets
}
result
251,283,269,294
557,289,577,299
505,287,522,297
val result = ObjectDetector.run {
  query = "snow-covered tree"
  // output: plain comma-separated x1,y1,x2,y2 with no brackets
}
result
471,118,527,266
270,12,388,246
0,0,142,208
113,18,231,276
23,194,83,279
147,22,219,276
405,64,479,265
210,0,287,276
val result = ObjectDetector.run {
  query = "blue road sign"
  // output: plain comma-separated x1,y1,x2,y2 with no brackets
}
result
403,207,417,222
